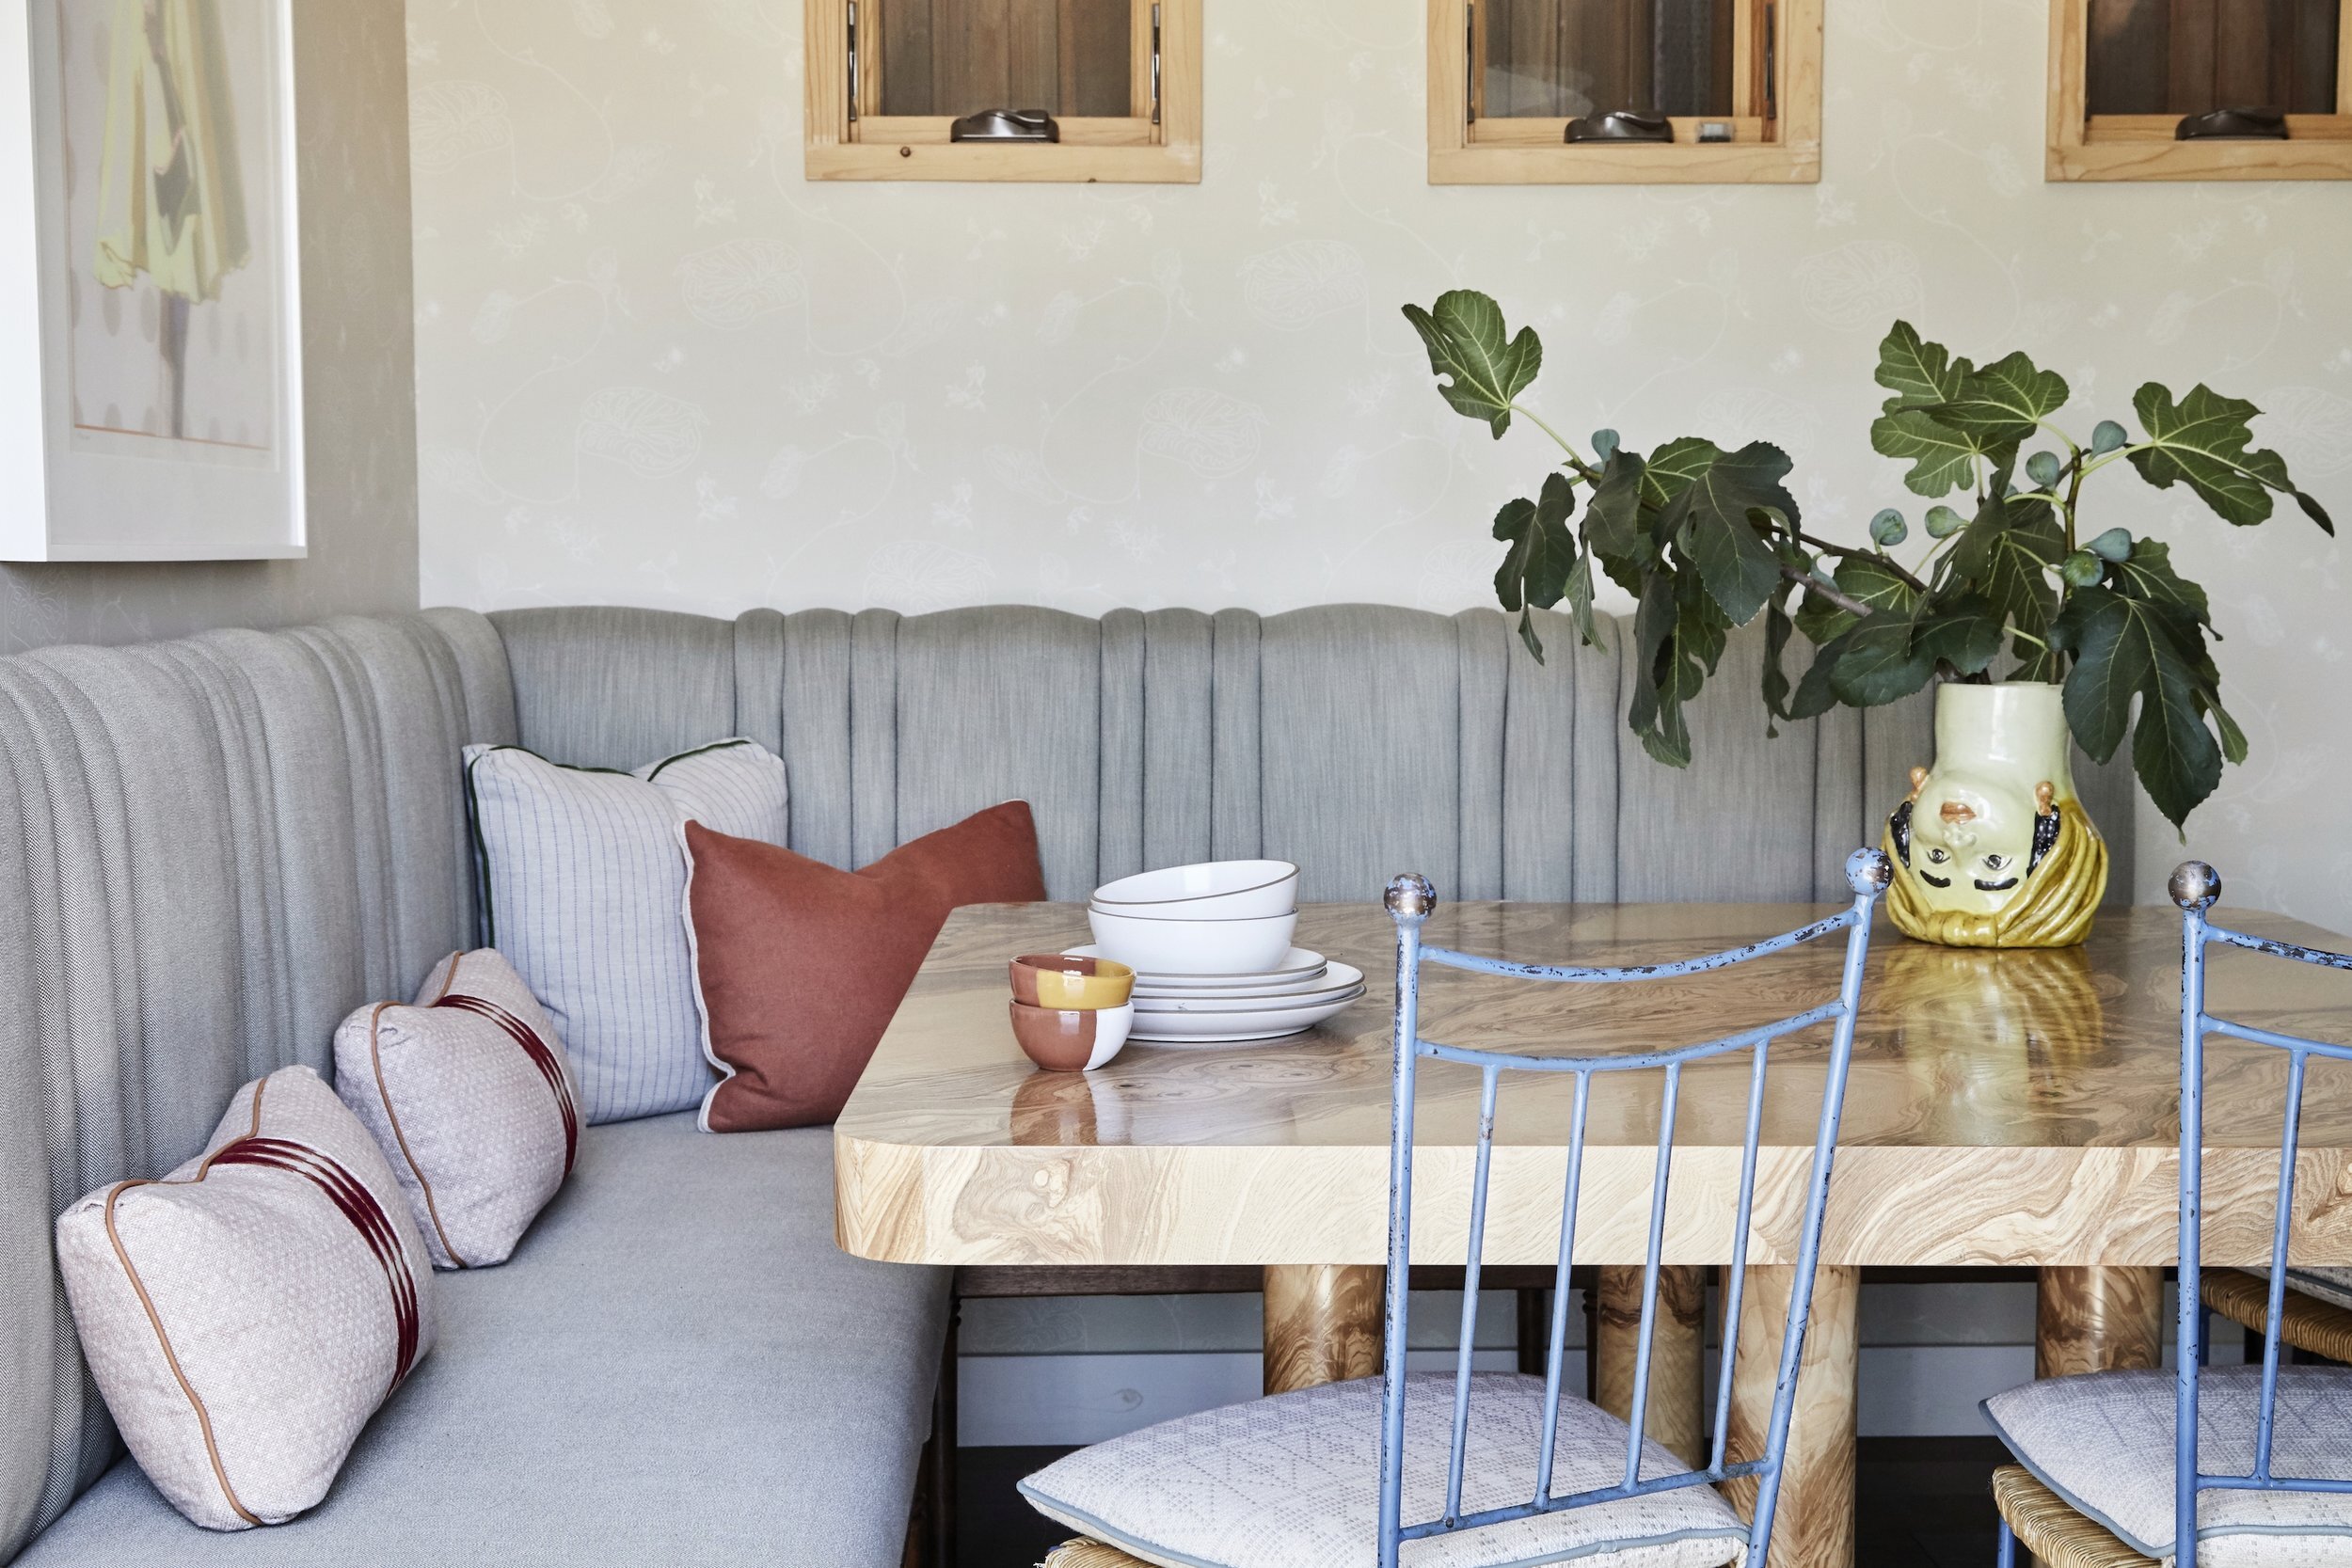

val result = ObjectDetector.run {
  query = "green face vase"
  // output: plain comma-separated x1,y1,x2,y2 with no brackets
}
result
1880,683,2110,948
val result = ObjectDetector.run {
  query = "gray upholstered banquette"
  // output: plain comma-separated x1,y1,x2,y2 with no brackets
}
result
0,602,2134,1567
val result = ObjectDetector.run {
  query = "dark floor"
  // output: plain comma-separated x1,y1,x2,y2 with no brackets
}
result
955,1437,2007,1567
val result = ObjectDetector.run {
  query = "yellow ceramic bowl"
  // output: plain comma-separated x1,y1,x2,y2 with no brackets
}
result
1009,953,1135,1010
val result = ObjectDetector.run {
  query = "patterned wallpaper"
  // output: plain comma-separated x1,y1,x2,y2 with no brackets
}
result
408,0,2352,933
0,0,420,654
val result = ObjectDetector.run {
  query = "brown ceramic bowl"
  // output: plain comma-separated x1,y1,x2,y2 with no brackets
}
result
1008,1000,1134,1071
1009,953,1135,1010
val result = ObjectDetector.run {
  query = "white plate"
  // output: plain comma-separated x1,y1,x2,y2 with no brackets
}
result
1135,963,1366,1012
1136,985,1365,1018
1130,1027,1332,1045
1127,989,1366,1041
1134,966,1329,997
1135,964,1338,1000
1064,943,1328,986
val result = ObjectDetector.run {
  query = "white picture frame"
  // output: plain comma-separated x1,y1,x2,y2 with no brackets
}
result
0,0,302,562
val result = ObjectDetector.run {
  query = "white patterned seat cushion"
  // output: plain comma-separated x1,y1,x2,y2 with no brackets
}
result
1020,1373,1749,1568
2284,1268,2352,1313
1983,1366,2352,1565
333,948,581,1269
52,1067,437,1531
465,738,787,1123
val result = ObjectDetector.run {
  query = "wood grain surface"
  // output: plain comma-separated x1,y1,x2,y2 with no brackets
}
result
2036,1266,2164,1378
1261,1263,1384,1395
1593,1264,1708,1465
1719,1264,1860,1566
836,901,2352,1270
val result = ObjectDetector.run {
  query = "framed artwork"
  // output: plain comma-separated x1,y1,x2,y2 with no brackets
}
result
0,0,303,562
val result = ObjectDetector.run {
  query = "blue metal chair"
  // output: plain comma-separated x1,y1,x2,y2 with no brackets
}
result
1020,849,1890,1568
1371,848,1890,1568
1984,862,2352,1568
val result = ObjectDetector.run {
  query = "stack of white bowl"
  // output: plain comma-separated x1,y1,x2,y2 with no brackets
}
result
1073,861,1366,1044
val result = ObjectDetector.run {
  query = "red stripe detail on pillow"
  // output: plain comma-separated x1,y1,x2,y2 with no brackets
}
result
434,994,580,1175
207,1137,423,1393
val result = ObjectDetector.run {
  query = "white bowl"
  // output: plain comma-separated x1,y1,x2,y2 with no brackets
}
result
1087,907,1298,975
1089,860,1299,920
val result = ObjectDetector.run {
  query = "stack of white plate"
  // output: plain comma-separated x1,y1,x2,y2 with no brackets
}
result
1079,861,1367,1044
1061,945,1367,1043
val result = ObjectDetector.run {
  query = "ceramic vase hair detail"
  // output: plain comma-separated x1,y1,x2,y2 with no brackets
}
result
1881,683,2108,948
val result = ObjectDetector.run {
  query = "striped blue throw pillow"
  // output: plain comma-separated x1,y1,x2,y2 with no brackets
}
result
464,739,788,1123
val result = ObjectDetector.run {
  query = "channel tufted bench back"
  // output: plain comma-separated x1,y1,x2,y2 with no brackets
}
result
0,599,2132,1563
489,602,2133,909
0,610,516,1561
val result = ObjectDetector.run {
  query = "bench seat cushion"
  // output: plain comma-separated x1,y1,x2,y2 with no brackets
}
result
17,1114,946,1568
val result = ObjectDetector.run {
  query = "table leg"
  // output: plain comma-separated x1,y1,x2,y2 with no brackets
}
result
2036,1266,2164,1379
1723,1263,1859,1568
1262,1264,1384,1395
1592,1264,1708,1465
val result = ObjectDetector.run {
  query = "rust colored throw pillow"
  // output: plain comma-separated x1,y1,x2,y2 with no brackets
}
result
684,800,1047,1132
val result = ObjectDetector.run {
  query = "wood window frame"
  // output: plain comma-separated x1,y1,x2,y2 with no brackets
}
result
1426,0,1821,184
2048,0,2352,181
803,0,1200,182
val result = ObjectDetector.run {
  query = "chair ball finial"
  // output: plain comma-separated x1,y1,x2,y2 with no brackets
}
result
1846,847,1894,896
1385,873,1437,919
2169,861,2222,911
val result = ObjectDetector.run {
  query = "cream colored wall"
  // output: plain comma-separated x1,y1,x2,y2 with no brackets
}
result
0,0,419,651
408,0,2352,933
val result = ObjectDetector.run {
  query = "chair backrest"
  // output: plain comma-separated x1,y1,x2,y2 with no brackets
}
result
2170,861,2352,1567
1375,848,1893,1568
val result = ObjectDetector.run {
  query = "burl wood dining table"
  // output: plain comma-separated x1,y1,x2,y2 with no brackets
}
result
834,898,2352,1568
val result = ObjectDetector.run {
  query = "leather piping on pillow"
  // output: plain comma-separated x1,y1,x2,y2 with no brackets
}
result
433,993,580,1175
93,1067,432,1531
364,1001,464,1266
100,1184,258,1528
643,737,758,780
682,837,720,1124
91,1076,281,1528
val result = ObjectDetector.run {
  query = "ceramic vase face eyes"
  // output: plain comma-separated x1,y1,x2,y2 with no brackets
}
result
1899,765,2047,917
1883,684,2110,950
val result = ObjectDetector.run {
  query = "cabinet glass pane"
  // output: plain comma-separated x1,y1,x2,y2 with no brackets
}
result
2087,0,2339,116
879,0,1134,118
1478,0,1737,119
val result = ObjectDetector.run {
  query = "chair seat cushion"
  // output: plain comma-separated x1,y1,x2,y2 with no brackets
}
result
19,1114,947,1568
1019,1372,1748,1568
1982,1366,2352,1564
